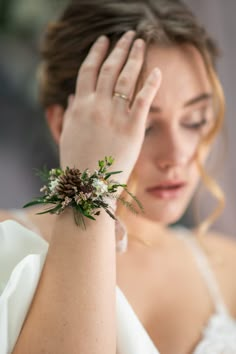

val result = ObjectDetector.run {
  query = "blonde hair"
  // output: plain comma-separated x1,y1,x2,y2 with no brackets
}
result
194,63,225,235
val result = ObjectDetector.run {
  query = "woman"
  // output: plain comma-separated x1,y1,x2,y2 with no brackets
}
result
1,0,236,353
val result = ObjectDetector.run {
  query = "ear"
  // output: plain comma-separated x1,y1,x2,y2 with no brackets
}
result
45,105,65,145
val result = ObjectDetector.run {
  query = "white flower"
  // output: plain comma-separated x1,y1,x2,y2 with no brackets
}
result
49,178,59,192
40,185,47,193
62,196,72,209
75,192,92,204
92,178,108,196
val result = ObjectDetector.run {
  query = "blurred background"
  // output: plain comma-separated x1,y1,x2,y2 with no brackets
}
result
0,0,235,236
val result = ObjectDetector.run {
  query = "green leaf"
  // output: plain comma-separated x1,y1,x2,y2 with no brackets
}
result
23,199,45,208
123,188,144,212
73,209,86,229
104,171,123,179
84,214,96,220
104,208,117,220
98,160,105,169
36,204,62,215
118,197,139,215
33,166,50,183
75,204,97,221
106,156,114,166
81,169,89,180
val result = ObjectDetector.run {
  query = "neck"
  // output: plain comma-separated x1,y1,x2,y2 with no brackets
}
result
118,211,168,247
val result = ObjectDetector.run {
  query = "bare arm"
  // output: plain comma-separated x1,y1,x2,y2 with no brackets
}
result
13,210,116,354
11,27,161,354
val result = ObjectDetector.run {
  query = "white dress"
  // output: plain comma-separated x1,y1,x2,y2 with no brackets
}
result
0,218,236,354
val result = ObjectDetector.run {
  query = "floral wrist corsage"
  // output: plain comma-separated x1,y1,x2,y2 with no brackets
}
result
24,156,143,229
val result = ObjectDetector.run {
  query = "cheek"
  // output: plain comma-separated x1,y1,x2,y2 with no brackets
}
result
135,134,199,169
188,162,201,187
197,144,211,164
132,128,207,181
179,131,203,161
132,144,150,171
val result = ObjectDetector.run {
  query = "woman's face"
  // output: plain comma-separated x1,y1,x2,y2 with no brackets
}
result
132,44,214,225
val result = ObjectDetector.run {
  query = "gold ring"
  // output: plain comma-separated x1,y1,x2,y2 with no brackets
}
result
113,92,130,102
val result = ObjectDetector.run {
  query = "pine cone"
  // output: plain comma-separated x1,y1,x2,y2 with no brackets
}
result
55,167,93,199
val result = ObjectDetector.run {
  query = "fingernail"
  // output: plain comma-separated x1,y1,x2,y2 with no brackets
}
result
134,38,144,49
68,94,74,106
123,30,136,40
97,35,107,43
150,68,161,81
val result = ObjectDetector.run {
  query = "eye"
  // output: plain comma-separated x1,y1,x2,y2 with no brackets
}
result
181,106,212,132
182,117,208,130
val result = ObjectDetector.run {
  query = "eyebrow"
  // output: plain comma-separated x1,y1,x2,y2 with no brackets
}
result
149,93,212,113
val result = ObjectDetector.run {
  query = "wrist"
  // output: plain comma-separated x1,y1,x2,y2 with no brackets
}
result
24,156,142,230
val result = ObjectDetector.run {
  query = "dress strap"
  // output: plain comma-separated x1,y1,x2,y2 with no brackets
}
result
176,229,229,316
8,209,41,236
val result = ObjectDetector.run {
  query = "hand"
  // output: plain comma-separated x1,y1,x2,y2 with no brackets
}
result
60,31,161,184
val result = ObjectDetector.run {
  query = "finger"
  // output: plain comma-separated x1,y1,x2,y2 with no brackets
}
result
76,36,109,96
67,94,75,107
131,68,162,128
112,39,145,113
96,31,136,97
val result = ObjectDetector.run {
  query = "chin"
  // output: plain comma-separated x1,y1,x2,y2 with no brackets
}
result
135,184,197,225
145,209,184,225
138,196,190,226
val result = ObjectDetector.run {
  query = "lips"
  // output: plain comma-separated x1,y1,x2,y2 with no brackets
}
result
146,181,186,199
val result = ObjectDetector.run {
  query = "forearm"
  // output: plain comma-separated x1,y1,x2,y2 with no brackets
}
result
13,210,116,354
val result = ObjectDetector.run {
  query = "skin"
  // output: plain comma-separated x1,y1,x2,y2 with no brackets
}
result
121,44,214,242
1,32,236,354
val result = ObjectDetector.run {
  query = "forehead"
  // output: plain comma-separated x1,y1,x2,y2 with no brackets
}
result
144,44,212,110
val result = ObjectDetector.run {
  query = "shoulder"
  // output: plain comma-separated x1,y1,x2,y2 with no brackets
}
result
0,209,14,222
200,230,236,316
201,230,236,263
0,209,53,244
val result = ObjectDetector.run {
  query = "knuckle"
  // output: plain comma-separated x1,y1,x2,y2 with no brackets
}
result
148,80,158,89
101,62,113,75
94,111,106,123
136,95,146,108
127,56,137,67
69,104,79,118
80,62,95,74
116,41,127,51
117,75,129,88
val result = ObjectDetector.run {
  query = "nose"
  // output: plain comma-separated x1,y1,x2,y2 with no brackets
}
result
157,155,188,171
155,128,192,171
